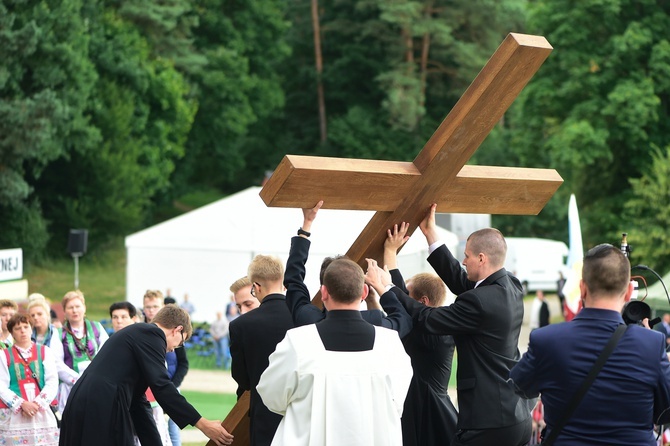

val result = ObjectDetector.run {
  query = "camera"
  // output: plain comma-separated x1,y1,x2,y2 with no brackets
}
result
620,233,662,327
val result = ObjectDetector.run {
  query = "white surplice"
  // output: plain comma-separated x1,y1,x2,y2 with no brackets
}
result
258,324,412,446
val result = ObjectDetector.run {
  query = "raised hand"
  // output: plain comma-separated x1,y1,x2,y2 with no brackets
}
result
301,200,323,233
418,203,439,245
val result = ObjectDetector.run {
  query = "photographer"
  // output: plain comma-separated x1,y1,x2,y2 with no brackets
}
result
510,244,670,445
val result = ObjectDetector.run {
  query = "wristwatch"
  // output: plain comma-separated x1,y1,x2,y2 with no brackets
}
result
297,228,311,237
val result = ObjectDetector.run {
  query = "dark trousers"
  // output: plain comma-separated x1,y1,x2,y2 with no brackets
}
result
452,418,533,446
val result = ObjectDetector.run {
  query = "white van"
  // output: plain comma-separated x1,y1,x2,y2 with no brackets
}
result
504,237,569,294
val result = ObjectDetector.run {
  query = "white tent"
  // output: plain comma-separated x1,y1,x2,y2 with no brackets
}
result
125,187,459,322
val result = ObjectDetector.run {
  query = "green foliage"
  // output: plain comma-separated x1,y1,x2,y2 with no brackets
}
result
169,0,291,195
35,5,196,253
507,0,670,246
0,0,99,257
625,145,670,275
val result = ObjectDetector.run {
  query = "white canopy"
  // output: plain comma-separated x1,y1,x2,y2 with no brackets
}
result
125,187,459,322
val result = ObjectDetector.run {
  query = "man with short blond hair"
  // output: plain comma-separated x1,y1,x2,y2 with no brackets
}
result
229,276,260,314
229,255,293,446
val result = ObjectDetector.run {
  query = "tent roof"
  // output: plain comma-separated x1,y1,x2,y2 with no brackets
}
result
126,186,458,256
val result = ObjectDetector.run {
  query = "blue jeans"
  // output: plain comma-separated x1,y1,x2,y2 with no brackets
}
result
215,336,231,368
168,417,180,446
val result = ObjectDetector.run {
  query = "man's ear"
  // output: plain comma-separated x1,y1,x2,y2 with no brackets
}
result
361,283,369,302
623,280,634,302
320,284,329,302
419,296,430,306
579,279,587,300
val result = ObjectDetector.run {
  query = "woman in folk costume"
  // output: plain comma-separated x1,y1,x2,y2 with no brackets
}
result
28,296,79,412
57,290,109,412
0,313,60,445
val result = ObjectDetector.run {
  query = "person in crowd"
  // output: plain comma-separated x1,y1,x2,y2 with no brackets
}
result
144,290,187,446
28,295,60,348
210,311,231,369
59,306,233,446
58,290,109,412
229,276,260,315
164,296,177,305
0,299,18,349
179,293,195,316
27,296,78,417
0,313,60,445
229,255,293,446
389,204,532,446
510,244,670,445
529,290,550,330
284,200,412,338
109,301,138,333
258,257,413,446
556,271,566,316
380,221,458,446
656,313,670,347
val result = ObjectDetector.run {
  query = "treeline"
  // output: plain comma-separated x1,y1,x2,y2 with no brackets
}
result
1,0,669,274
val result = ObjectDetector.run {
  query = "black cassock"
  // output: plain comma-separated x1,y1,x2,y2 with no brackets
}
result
390,269,458,446
59,323,200,446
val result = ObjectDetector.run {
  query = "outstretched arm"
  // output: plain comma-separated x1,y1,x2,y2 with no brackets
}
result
384,222,410,271
365,258,413,338
284,201,327,326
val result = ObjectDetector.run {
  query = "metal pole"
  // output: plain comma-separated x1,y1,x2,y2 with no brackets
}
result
73,255,80,289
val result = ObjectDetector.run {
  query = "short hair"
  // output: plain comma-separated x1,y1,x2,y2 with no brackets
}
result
248,255,284,284
319,255,347,285
152,304,192,339
408,273,447,306
27,297,52,322
323,259,364,304
7,313,31,332
0,299,18,311
467,228,507,268
62,290,85,309
144,290,164,302
230,276,251,294
109,301,137,318
582,244,630,298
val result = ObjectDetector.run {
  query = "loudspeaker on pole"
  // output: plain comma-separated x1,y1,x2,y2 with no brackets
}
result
67,229,88,256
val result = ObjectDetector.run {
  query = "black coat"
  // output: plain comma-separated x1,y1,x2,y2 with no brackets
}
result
59,323,200,446
229,293,294,446
396,244,532,431
389,269,458,446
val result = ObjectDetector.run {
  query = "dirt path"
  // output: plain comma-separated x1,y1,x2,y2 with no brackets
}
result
181,369,237,394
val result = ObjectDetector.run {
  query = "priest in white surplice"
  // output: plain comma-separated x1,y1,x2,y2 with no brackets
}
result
257,258,413,446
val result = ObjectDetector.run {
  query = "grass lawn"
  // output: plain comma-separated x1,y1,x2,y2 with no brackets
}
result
181,390,237,421
181,390,237,445
26,238,127,321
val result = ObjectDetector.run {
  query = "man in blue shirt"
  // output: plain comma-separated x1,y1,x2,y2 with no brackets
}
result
510,244,670,445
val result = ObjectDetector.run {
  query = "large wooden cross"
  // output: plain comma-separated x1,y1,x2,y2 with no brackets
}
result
211,33,562,445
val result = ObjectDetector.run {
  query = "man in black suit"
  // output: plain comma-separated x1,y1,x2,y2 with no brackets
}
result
284,200,412,338
229,255,294,446
386,204,532,446
59,306,232,446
